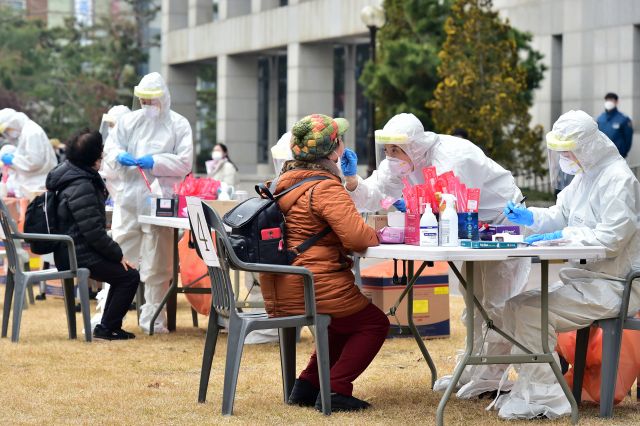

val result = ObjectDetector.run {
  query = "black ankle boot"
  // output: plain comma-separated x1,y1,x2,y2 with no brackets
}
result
287,378,320,407
315,391,371,412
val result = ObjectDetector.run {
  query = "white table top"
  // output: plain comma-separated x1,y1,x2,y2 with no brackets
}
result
352,243,606,261
138,215,232,233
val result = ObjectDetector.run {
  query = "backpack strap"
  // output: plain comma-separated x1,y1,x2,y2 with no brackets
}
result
256,176,332,201
288,225,332,260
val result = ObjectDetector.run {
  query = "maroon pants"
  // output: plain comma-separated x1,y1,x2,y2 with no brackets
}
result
299,302,390,396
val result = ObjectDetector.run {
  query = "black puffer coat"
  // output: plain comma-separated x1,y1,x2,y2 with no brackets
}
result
46,160,122,267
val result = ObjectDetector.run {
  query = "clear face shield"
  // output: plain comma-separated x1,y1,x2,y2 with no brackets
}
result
374,130,412,175
0,123,18,145
546,132,582,190
132,86,163,119
100,114,116,142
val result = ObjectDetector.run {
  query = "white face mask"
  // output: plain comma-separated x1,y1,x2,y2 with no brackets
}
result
386,156,412,175
559,156,583,175
604,101,616,111
6,129,20,140
211,151,223,161
142,104,160,119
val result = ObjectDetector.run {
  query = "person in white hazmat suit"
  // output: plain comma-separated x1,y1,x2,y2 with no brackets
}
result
99,105,131,198
104,73,193,334
495,110,640,419
341,113,531,399
0,109,57,198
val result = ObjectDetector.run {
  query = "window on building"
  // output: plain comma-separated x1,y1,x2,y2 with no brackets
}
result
257,58,270,164
280,0,288,6
277,55,287,137
6,1,25,10
355,44,370,165
213,0,218,22
196,65,217,174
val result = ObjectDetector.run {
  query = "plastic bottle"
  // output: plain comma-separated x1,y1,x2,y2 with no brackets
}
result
419,203,438,247
439,194,458,247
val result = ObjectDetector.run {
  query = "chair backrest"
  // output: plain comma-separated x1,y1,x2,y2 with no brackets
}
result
0,210,21,275
188,201,238,322
620,269,640,322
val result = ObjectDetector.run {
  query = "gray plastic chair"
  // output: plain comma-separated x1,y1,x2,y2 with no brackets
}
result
192,202,332,416
572,269,640,417
0,210,92,343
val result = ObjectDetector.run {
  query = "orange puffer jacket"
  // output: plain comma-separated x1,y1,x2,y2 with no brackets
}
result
259,167,379,318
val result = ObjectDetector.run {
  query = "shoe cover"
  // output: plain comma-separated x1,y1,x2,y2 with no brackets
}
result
138,303,168,334
456,379,515,400
497,382,571,419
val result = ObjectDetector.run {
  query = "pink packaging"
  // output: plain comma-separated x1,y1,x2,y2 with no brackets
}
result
377,226,405,244
177,194,217,218
467,188,481,213
416,185,429,214
381,196,399,210
404,213,421,246
422,166,437,188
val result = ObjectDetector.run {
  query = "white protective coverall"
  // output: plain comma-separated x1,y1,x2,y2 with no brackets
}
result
0,111,57,198
348,113,531,398
99,105,131,198
104,73,193,334
496,110,640,419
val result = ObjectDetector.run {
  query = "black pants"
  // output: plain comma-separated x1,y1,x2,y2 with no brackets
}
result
87,259,140,330
55,250,140,330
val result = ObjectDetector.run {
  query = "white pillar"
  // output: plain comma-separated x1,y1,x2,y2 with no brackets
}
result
189,0,213,27
217,54,259,174
286,42,334,129
343,44,357,152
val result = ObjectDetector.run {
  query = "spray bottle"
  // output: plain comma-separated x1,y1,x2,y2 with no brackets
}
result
419,203,438,247
439,194,458,247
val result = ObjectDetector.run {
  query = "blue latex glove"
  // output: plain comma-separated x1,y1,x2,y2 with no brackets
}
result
504,201,534,226
136,155,154,169
393,199,406,212
524,230,564,244
117,152,137,166
1,153,14,166
341,148,358,176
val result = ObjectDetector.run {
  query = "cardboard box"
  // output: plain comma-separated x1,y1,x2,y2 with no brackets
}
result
480,225,520,241
404,213,421,246
366,215,388,231
361,261,450,339
458,212,479,241
363,274,450,339
177,195,217,217
203,200,239,218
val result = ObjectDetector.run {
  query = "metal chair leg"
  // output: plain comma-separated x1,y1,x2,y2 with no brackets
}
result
191,307,199,328
198,311,220,403
279,327,297,404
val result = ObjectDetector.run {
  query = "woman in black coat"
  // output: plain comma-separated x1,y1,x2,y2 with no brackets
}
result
47,129,139,341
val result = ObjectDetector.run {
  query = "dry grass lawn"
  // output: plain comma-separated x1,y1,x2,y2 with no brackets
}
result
1,283,639,426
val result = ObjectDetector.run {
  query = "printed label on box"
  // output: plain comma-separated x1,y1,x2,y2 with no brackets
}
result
434,287,449,295
160,199,172,209
413,300,429,313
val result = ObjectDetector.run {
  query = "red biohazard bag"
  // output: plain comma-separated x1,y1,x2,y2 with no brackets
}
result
179,231,211,316
556,318,640,405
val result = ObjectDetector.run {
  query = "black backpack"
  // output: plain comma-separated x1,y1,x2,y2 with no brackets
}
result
23,190,65,255
222,176,333,265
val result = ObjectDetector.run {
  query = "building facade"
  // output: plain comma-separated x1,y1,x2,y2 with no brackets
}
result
496,0,640,166
161,0,381,185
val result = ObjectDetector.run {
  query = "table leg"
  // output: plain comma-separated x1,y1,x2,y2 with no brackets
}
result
541,259,579,424
406,260,437,388
149,228,179,336
437,261,474,426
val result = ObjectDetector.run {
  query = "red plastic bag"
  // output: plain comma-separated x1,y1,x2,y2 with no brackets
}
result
556,320,640,404
179,231,211,316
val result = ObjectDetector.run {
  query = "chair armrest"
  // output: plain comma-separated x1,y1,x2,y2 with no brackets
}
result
228,260,317,318
13,232,78,272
